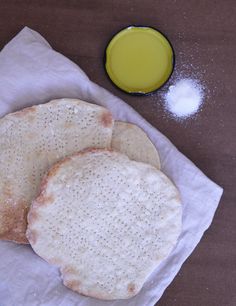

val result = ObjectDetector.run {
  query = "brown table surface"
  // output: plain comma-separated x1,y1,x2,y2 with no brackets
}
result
0,1,235,305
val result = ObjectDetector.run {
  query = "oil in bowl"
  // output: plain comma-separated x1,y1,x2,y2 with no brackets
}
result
105,26,175,95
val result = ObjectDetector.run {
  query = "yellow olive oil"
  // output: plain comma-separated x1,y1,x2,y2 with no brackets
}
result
105,26,174,94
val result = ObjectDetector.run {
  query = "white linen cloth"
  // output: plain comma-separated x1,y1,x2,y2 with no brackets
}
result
0,27,223,306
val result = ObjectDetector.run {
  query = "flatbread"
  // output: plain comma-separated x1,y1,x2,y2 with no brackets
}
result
111,121,161,169
26,149,182,300
0,99,113,243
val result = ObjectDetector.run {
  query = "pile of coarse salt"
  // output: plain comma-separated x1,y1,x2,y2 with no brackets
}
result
164,79,204,119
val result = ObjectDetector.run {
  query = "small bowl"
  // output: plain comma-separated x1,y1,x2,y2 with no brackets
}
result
104,25,175,95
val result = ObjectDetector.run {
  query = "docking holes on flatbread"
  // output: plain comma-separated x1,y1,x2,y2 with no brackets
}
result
27,149,182,300
0,99,113,243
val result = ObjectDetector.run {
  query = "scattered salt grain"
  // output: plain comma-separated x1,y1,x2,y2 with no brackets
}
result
164,79,204,119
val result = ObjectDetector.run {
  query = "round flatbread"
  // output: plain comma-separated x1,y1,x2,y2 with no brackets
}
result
111,121,161,169
0,99,113,243
27,149,182,300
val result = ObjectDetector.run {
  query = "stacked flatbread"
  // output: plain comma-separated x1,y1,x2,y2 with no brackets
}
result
0,99,114,243
0,98,182,300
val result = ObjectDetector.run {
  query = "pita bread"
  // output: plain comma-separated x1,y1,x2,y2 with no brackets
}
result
0,99,113,243
112,121,161,169
27,149,182,300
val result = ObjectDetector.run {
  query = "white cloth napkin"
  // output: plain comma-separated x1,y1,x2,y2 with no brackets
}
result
0,27,223,306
